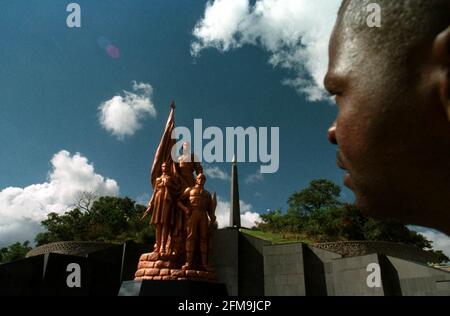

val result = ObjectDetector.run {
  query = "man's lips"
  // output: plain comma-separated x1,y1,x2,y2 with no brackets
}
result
336,153,347,171
336,153,353,189
337,159,347,171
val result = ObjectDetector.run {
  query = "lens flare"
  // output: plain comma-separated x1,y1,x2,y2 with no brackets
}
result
106,45,120,59
97,36,120,59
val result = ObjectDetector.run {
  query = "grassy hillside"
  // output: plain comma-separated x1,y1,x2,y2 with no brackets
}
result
240,228,314,244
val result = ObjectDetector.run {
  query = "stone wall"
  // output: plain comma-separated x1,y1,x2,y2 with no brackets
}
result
314,241,439,264
263,243,305,296
303,245,341,296
386,256,450,296
212,228,239,296
238,232,271,296
325,253,385,296
26,241,117,258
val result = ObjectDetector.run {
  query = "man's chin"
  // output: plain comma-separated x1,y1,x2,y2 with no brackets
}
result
345,175,406,221
354,192,407,224
353,189,386,219
354,195,371,215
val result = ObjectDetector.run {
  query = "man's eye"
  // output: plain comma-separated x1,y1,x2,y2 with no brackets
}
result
334,88,344,96
327,88,342,98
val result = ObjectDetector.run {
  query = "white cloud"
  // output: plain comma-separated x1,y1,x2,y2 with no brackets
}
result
99,81,156,139
416,228,450,260
0,150,119,247
215,197,262,229
191,0,341,101
245,171,264,184
204,166,230,181
135,192,151,206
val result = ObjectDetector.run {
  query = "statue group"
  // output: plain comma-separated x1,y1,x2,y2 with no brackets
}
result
143,143,217,271
135,103,218,281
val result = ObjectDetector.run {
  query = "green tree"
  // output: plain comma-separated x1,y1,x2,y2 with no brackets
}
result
362,218,433,248
259,209,286,232
287,179,342,216
433,250,450,264
0,241,32,263
35,196,154,246
284,179,343,234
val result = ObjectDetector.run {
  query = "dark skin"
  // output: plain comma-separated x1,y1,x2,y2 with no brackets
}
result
325,2,450,235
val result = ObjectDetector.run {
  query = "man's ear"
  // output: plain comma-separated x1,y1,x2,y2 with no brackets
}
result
432,26,450,120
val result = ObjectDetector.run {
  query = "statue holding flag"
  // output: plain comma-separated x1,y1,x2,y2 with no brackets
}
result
136,101,218,282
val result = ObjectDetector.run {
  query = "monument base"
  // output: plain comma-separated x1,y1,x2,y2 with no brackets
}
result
134,252,217,282
118,280,228,296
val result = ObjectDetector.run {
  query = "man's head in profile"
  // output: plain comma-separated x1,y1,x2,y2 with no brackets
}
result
325,0,450,234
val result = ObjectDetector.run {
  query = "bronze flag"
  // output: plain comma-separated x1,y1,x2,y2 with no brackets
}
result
150,101,177,188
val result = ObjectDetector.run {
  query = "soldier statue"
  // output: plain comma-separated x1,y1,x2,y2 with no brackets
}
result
177,173,217,271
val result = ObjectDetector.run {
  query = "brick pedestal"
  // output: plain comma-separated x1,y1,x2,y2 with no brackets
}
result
134,252,217,282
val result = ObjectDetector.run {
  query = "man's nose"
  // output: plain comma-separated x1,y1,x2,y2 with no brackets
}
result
328,122,337,145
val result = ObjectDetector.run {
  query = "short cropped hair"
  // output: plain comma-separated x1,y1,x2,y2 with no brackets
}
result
339,0,450,60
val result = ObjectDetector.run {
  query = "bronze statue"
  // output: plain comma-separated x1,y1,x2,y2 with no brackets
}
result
142,162,180,255
177,173,217,271
168,141,204,258
177,141,203,189
135,103,218,282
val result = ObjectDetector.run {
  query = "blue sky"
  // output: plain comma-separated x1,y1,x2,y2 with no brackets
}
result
0,0,345,206
1,0,449,256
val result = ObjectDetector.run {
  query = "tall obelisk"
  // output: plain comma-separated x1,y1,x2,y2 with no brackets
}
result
230,155,241,228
